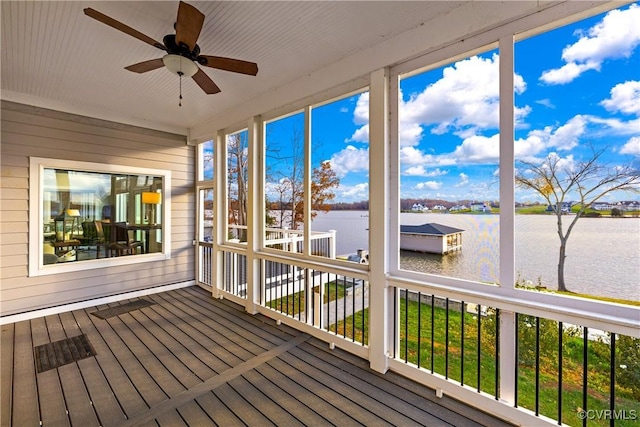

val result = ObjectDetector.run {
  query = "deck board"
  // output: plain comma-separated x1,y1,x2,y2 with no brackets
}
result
73,306,150,418
1,285,515,427
11,321,40,427
29,316,69,426
0,323,14,427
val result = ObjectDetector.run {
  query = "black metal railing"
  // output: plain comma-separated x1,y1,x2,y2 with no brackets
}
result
394,285,639,426
394,288,500,398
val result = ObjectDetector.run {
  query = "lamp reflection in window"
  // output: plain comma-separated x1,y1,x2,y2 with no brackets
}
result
142,192,161,225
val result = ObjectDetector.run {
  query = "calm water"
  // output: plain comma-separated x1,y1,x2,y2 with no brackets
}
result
312,211,640,301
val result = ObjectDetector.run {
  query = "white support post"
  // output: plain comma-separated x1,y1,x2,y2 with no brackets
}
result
304,106,312,257
498,35,516,405
213,131,226,299
368,67,390,373
246,116,262,314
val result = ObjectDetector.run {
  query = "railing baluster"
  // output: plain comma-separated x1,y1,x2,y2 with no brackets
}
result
461,300,465,386
515,312,519,407
351,277,355,342
404,290,409,362
445,298,449,379
583,326,588,427
431,294,435,374
418,292,422,369
558,321,563,426
477,303,481,393
495,309,500,400
394,287,398,359
610,332,616,427
535,316,540,416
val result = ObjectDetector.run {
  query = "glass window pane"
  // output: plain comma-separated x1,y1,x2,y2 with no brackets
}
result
226,130,249,243
398,49,500,284
311,93,370,262
264,112,305,253
514,4,640,303
42,168,164,264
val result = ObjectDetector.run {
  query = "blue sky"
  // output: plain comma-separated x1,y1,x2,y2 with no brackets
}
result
322,2,640,203
212,3,640,205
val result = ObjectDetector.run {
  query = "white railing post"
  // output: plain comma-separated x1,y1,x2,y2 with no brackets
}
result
329,229,337,259
499,309,516,405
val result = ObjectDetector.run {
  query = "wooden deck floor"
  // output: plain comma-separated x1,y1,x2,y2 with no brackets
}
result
1,286,514,427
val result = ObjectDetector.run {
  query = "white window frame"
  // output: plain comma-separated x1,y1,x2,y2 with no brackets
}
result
28,157,172,277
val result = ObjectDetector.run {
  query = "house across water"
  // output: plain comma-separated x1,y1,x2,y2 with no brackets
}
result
400,223,464,254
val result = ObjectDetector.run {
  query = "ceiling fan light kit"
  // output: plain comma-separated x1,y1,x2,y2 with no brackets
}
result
162,54,198,78
83,1,258,103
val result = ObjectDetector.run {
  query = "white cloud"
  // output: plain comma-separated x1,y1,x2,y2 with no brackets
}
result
347,124,369,143
540,4,640,84
620,136,640,155
336,182,369,200
329,145,369,177
535,99,556,109
404,166,448,177
398,54,528,145
415,181,442,191
455,173,470,187
600,80,640,115
450,134,500,163
540,62,598,85
547,115,587,150
347,93,370,142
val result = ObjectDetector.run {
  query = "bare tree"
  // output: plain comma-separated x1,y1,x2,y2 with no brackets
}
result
227,133,248,239
267,127,340,230
516,149,639,292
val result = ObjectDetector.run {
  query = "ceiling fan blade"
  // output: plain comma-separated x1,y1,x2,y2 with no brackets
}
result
192,68,221,94
175,1,204,52
198,56,258,76
84,8,166,51
125,58,165,73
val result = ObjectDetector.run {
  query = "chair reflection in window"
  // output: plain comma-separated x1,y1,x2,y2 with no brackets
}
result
95,221,143,258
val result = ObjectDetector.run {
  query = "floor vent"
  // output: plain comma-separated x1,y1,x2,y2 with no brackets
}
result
90,299,155,319
35,334,96,373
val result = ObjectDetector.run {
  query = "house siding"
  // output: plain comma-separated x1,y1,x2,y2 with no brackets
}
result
0,101,195,316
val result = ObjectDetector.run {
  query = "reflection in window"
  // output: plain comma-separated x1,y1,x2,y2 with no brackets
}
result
42,168,163,265
398,50,500,284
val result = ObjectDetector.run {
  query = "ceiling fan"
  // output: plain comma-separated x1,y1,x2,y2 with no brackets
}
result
83,1,258,100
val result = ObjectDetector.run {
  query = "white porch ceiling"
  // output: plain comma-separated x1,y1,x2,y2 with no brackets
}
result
1,1,613,137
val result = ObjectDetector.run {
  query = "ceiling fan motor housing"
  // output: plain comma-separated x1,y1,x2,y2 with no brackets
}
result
163,34,200,60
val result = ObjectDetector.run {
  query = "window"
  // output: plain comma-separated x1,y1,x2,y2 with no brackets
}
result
264,111,305,253
310,93,370,262
226,129,249,243
397,49,500,285
29,158,171,276
513,4,640,303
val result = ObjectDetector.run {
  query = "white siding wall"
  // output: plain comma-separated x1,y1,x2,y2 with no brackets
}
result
0,101,194,316
399,234,444,254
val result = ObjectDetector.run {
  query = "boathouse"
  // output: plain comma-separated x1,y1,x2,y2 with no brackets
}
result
400,223,464,254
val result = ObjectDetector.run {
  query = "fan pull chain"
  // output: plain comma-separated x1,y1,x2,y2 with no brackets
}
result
178,72,183,107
